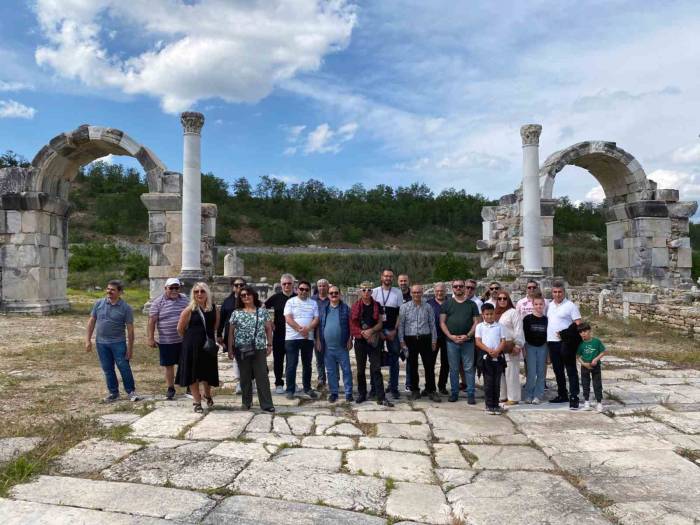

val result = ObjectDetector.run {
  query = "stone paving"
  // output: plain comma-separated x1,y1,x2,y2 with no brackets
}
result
3,353,700,524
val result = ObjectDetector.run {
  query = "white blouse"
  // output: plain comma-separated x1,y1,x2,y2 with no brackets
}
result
498,308,525,348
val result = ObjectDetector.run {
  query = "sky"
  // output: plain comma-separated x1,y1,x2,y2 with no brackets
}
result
1,0,699,215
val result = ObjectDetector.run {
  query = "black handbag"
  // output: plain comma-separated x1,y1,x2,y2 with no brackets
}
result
197,307,219,355
237,308,260,359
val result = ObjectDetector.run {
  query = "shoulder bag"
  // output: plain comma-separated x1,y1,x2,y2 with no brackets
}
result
237,308,260,359
197,307,219,355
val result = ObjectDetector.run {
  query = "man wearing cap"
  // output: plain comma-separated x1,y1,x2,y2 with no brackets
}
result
148,278,190,399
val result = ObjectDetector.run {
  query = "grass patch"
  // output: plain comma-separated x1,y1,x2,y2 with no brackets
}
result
676,448,700,463
356,422,377,437
100,423,133,442
0,456,42,496
385,476,396,494
460,448,478,466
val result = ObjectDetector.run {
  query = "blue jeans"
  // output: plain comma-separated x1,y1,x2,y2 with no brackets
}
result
447,339,475,397
96,341,135,396
315,348,326,384
384,330,400,393
525,343,548,400
285,339,314,394
325,346,353,397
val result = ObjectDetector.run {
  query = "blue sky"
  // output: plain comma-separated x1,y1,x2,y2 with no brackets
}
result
1,0,699,211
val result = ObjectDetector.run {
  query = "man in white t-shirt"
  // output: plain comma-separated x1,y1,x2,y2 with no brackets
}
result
546,280,582,409
284,279,319,400
466,279,483,312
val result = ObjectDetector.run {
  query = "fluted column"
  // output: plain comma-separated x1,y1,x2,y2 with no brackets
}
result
520,124,543,274
180,111,205,277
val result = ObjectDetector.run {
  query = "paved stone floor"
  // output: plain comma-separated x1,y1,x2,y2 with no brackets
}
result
3,353,700,524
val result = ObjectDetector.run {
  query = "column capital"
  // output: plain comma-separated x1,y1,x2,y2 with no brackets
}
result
520,124,542,146
181,112,205,135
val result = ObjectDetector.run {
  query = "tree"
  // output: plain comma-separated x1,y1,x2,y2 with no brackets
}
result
0,150,30,168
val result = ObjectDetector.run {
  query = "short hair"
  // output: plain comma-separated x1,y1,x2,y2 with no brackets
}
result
489,281,501,287
329,284,341,293
398,274,409,279
107,279,123,291
466,279,477,286
381,268,394,275
577,322,592,332
434,282,446,290
280,273,295,283
481,302,495,312
527,279,539,287
532,292,545,302
316,278,329,286
298,279,311,289
552,280,565,289
236,285,261,308
230,277,246,285
452,278,465,284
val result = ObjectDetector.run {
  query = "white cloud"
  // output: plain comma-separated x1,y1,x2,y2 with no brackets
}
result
0,80,33,92
284,121,358,155
0,99,36,119
32,0,356,113
584,185,605,203
670,143,700,165
648,169,700,200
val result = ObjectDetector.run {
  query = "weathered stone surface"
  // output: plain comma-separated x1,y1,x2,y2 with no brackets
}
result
314,415,347,434
427,409,516,442
232,462,386,513
272,447,342,472
462,444,553,470
385,482,452,525
0,498,170,525
186,411,253,440
652,409,700,434
326,422,364,436
54,438,141,475
10,475,214,521
375,423,432,440
448,471,608,524
209,441,274,461
202,495,386,525
130,407,202,438
273,416,291,434
0,437,42,464
241,432,301,446
247,413,273,432
358,437,430,455
101,445,248,489
608,500,700,525
532,428,676,456
98,412,141,428
301,436,355,450
435,468,477,489
507,409,619,436
356,411,427,424
433,443,470,468
346,449,433,483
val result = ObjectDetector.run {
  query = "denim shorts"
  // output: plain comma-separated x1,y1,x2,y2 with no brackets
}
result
158,342,182,366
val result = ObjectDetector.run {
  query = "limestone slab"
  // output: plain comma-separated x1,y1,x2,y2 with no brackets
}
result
101,445,248,489
358,437,430,455
608,500,700,525
652,409,700,434
272,447,342,472
232,462,386,513
10,475,214,521
507,409,620,436
0,437,42,464
386,482,452,525
435,468,477,489
356,410,427,424
273,416,291,434
433,443,470,469
346,449,433,483
301,435,355,450
427,408,516,442
246,413,273,432
202,495,386,525
130,407,203,438
447,470,608,524
288,415,314,435
98,413,141,428
462,445,553,470
532,428,676,456
0,498,170,525
241,432,301,446
54,438,141,475
186,411,253,440
209,441,274,461
314,415,347,434
375,423,432,440
326,422,364,436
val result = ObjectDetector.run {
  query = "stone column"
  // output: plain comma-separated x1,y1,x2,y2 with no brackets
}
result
520,124,543,275
179,111,205,280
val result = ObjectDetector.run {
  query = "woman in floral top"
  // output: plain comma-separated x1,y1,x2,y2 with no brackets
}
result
227,285,274,412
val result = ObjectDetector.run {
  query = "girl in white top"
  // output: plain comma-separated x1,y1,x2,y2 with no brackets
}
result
495,290,524,404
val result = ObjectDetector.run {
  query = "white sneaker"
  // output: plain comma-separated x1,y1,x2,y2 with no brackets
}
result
128,391,140,402
235,384,242,394
525,398,533,404
532,397,541,405
596,402,604,412
582,400,591,410
275,385,285,395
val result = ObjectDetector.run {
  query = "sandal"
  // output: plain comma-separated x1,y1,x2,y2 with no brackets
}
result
204,395,214,408
193,402,203,413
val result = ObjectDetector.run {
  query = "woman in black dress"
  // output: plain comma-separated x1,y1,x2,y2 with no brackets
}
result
177,282,220,412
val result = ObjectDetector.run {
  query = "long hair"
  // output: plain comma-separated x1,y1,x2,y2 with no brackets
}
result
188,282,213,312
236,285,261,309
494,289,515,320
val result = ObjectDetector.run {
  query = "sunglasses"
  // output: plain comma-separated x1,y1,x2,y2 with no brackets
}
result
194,289,206,294
361,288,371,292
240,293,250,298
497,297,508,301
233,282,244,287
452,284,465,288
527,286,537,290
329,292,340,296
167,285,180,290
490,286,500,290
298,287,310,292
281,282,293,286
465,285,475,289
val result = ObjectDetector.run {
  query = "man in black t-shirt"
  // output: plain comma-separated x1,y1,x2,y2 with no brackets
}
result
265,273,296,394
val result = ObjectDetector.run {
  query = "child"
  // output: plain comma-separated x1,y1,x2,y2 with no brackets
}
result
522,294,548,404
576,322,606,412
475,303,506,415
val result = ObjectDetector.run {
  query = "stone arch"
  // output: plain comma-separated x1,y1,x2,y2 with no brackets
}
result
0,125,183,313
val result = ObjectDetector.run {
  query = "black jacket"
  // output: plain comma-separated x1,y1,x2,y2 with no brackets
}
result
217,293,240,344
559,322,582,358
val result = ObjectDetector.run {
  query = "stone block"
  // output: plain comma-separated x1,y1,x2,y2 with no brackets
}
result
49,235,62,248
505,251,519,261
118,133,141,156
541,246,553,268
499,193,517,205
654,188,679,202
201,203,217,218
625,201,669,219
668,237,690,249
630,217,671,237
677,247,692,267
149,245,169,267
609,248,630,269
668,201,699,219
621,292,656,305
5,211,21,233
651,247,669,267
162,171,182,194
149,231,170,244
481,221,492,240
481,207,497,222
141,193,182,212
149,212,166,233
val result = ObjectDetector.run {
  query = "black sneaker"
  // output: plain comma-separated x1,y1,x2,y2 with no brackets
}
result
410,391,421,401
345,394,354,402
448,395,458,402
467,396,476,405
378,399,394,407
328,394,338,403
549,395,568,403
356,394,367,404
439,387,449,396
391,391,401,400
429,392,442,403
304,389,319,399
166,386,176,400
569,397,580,410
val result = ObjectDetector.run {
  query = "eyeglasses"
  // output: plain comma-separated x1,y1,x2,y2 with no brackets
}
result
497,297,508,301
527,286,537,290
329,292,340,296
452,284,465,288
167,286,180,290
465,285,475,289
281,282,293,286
194,289,206,294
361,288,371,292
298,287,310,292
240,293,250,298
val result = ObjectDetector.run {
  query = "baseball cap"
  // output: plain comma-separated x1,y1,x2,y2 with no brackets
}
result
165,278,181,287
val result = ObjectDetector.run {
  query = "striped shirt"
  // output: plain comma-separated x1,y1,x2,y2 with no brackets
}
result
149,293,189,344
398,300,437,344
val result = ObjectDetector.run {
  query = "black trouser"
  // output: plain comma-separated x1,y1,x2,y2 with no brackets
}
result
482,358,503,409
272,334,286,386
581,363,603,402
236,351,273,410
436,335,449,390
355,339,385,401
405,334,436,393
548,341,579,399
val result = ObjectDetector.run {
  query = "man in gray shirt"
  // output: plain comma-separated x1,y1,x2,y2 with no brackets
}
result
399,285,438,402
86,279,138,402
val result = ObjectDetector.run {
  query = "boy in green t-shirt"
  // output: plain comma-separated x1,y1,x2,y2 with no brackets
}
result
576,322,606,412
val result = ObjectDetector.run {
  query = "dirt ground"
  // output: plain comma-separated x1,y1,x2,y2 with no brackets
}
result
0,301,697,438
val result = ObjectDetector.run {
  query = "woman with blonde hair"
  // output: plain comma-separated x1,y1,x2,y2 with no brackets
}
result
494,289,524,405
177,282,220,413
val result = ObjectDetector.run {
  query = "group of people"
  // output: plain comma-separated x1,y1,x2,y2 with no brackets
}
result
85,271,608,415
